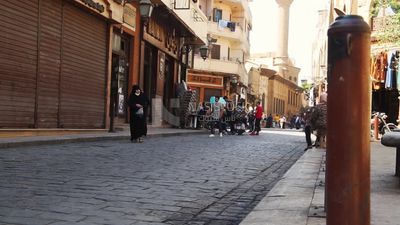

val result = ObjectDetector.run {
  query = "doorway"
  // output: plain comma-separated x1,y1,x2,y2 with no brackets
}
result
163,57,175,113
143,45,157,124
111,32,131,125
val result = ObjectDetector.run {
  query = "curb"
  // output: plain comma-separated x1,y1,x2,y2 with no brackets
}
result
239,148,325,225
0,130,206,149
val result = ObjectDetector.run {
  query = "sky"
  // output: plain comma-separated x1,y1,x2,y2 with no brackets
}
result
249,0,327,80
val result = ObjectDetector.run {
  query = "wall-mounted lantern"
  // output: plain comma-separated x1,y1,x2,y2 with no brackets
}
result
199,45,209,60
139,0,153,22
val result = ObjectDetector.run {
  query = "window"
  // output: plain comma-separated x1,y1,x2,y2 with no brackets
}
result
210,44,220,60
213,8,222,22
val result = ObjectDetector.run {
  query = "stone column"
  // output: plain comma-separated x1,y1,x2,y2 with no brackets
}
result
275,0,293,66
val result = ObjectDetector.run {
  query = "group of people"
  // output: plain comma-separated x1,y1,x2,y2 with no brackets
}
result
200,96,264,137
126,84,327,150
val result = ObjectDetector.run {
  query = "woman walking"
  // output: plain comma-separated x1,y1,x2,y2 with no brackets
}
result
128,85,148,143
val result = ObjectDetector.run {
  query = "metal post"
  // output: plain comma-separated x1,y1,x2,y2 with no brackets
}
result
109,75,117,133
326,15,371,225
396,147,400,177
374,115,379,140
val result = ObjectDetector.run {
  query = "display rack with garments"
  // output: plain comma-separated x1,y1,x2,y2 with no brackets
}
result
371,48,400,124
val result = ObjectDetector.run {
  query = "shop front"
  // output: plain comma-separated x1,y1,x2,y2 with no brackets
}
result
0,0,140,131
371,48,400,124
186,72,226,104
139,5,203,126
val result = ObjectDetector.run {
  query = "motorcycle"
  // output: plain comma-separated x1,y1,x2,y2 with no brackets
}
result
371,112,397,136
232,107,247,135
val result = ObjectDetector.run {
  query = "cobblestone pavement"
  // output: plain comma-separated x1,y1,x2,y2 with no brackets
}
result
0,130,305,225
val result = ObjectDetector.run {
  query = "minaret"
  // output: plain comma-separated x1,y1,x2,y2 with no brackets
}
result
275,0,293,77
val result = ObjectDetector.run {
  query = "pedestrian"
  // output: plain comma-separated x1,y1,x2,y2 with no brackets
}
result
279,115,286,129
247,109,255,133
224,97,235,134
197,102,206,129
128,85,148,143
290,115,296,129
266,114,273,128
250,101,263,135
295,114,301,129
304,108,313,151
310,92,328,148
274,114,280,128
208,96,224,137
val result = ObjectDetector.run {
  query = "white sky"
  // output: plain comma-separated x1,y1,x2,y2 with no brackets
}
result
249,0,327,80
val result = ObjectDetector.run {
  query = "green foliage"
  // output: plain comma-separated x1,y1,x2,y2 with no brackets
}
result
301,83,313,101
371,0,400,17
371,0,400,44
301,83,313,90
375,13,400,44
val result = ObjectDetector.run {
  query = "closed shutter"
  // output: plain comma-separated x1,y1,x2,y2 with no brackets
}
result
0,0,39,128
59,2,107,128
36,0,62,128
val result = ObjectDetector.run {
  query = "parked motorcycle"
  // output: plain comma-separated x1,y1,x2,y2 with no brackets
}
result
371,112,397,136
232,106,247,135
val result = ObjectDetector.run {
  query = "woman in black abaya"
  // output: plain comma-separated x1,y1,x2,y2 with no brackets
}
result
128,85,148,143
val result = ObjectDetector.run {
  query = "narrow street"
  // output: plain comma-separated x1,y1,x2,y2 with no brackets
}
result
0,130,305,225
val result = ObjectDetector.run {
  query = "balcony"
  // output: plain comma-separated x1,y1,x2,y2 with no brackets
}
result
223,0,250,15
161,0,208,44
208,22,250,52
193,55,248,86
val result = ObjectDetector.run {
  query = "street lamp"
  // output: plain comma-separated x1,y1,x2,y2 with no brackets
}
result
139,0,153,23
199,45,209,60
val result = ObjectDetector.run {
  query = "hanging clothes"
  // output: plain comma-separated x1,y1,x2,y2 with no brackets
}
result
377,51,388,83
385,51,398,89
218,20,228,30
371,54,380,90
227,22,236,31
395,50,400,90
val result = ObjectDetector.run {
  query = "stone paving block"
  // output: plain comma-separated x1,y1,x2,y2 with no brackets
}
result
79,215,136,225
240,209,309,225
36,211,86,222
267,183,315,197
307,217,326,225
0,207,42,217
0,131,305,225
0,216,55,225
311,186,325,206
252,195,312,211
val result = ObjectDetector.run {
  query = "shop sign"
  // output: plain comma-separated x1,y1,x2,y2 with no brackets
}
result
187,74,223,87
123,5,136,29
80,0,105,13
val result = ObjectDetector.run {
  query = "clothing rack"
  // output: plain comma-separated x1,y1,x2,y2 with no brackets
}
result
371,45,400,55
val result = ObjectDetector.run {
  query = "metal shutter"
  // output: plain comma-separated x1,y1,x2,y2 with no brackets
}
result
59,2,107,128
0,0,39,128
36,0,62,128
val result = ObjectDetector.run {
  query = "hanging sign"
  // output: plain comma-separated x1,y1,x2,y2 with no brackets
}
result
123,5,136,29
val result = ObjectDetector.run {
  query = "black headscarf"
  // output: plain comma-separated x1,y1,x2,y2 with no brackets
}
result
128,85,147,111
132,85,140,92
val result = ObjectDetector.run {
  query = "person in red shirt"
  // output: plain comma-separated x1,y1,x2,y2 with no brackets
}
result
251,101,263,135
